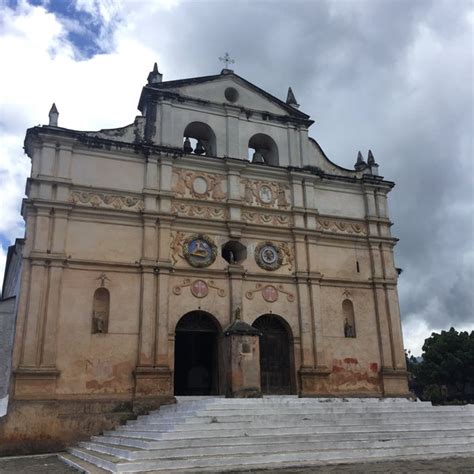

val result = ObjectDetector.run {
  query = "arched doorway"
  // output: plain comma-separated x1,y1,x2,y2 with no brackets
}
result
253,314,293,394
174,311,221,395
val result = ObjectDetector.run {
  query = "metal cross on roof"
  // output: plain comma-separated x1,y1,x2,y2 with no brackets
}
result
219,52,235,69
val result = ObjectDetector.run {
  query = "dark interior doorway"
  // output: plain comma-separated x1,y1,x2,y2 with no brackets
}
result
253,314,293,394
174,311,220,396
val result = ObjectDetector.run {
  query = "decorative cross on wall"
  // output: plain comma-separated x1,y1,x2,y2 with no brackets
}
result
219,52,235,69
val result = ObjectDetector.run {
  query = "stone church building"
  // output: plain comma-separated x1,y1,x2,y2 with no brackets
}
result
0,64,409,453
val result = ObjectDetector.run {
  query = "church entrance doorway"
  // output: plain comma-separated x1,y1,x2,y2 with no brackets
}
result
174,311,221,396
253,315,294,394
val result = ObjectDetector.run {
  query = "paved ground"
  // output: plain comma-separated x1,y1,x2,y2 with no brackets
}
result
0,454,473,473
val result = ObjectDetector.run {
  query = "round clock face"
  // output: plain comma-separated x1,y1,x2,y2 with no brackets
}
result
261,246,278,264
255,242,282,271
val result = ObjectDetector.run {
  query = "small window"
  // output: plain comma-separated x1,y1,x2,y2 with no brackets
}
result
92,288,110,334
222,240,247,264
342,299,356,338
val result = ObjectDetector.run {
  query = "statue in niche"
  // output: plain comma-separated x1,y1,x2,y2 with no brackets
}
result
234,306,241,320
92,311,106,334
344,318,354,338
277,183,289,207
243,180,254,205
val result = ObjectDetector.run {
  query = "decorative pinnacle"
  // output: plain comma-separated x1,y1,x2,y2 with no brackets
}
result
147,62,163,84
286,87,299,108
354,151,367,171
367,149,376,165
48,103,59,126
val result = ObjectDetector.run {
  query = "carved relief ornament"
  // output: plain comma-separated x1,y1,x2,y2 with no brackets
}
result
255,241,294,271
171,202,227,220
173,169,226,201
241,179,290,208
316,219,367,235
242,211,291,227
70,191,144,211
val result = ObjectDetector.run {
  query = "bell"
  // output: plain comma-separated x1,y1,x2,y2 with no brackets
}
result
183,137,193,154
194,140,205,155
252,150,265,163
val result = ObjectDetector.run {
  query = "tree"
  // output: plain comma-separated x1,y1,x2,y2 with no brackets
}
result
410,328,474,404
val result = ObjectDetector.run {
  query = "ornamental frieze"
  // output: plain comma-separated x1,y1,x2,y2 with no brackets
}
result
172,278,226,298
241,179,290,209
242,211,291,227
316,219,367,235
69,191,144,211
245,283,295,303
171,202,227,220
172,169,226,201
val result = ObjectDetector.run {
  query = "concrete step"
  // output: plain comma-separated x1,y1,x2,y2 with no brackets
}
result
59,452,109,473
79,435,474,461
129,413,472,427
93,428,474,450
107,421,474,441
69,442,474,473
122,417,474,434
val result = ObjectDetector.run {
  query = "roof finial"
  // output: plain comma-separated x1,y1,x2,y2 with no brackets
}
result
147,62,163,84
367,149,379,175
219,52,235,73
286,87,299,108
48,103,59,126
354,151,367,171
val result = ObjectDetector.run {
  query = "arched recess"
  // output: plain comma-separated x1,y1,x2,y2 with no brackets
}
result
183,122,216,156
174,311,222,395
92,288,109,334
252,314,295,394
248,133,279,166
343,299,356,338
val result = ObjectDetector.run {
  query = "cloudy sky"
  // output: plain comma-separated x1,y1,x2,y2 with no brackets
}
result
1,0,472,355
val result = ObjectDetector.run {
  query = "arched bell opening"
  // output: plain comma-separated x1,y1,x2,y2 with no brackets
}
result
183,122,216,156
248,133,279,166
174,311,222,395
252,314,295,394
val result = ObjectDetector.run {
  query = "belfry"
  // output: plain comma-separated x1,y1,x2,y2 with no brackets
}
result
0,63,409,453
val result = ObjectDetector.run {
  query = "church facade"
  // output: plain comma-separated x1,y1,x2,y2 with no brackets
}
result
1,64,409,453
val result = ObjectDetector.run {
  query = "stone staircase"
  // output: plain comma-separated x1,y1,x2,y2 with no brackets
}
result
60,396,474,473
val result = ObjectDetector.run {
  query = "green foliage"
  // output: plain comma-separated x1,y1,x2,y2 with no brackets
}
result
408,328,474,404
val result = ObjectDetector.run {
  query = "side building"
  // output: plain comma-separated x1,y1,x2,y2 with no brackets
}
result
0,65,409,454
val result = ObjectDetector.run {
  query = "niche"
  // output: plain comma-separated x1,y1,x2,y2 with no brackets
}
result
222,240,247,264
342,299,356,338
92,288,110,334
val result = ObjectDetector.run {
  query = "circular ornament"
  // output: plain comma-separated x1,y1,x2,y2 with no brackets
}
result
191,280,209,298
224,87,239,103
192,176,208,196
255,241,283,271
183,234,217,268
258,185,273,204
262,285,279,302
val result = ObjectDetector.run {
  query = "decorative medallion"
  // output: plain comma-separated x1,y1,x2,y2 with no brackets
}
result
258,185,273,204
191,280,209,298
245,283,295,302
191,176,209,196
255,241,283,271
173,278,226,297
262,285,278,302
183,234,217,268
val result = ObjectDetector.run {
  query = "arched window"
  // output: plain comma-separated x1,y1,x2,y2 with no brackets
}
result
92,288,110,334
342,299,356,338
248,134,279,166
183,122,216,156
